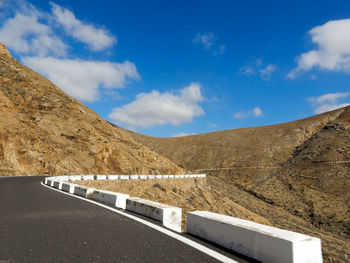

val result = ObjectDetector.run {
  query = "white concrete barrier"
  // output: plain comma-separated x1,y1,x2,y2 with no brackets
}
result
179,175,185,178
69,175,82,181
155,175,163,179
61,183,76,194
82,175,94,180
189,174,195,178
95,175,107,180
187,211,322,263
139,175,148,179
184,175,190,178
59,176,69,181
53,181,63,190
130,175,139,180
174,175,180,179
50,180,55,187
147,175,155,179
163,175,169,179
74,185,95,198
120,175,129,180
169,175,175,178
126,197,182,232
93,190,130,209
107,175,119,180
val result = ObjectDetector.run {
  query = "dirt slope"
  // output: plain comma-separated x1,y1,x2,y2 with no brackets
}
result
0,43,183,176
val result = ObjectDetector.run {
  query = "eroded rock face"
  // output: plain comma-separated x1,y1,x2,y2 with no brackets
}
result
0,44,183,176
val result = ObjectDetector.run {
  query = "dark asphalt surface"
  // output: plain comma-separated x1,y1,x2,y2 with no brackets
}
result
0,176,253,263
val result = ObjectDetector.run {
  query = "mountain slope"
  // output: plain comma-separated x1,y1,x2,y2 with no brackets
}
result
0,44,183,176
129,106,350,262
129,108,344,170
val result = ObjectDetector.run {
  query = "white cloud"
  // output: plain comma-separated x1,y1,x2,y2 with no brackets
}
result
0,8,67,56
193,32,225,55
259,64,276,80
233,111,245,119
233,107,263,119
240,59,276,80
308,92,350,114
288,19,350,78
50,2,116,51
22,56,139,102
109,83,204,129
172,132,196,137
253,107,263,117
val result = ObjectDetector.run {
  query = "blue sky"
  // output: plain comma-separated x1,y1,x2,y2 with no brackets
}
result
1,0,350,137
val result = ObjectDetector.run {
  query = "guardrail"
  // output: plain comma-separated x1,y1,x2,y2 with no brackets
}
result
187,211,322,263
43,174,322,262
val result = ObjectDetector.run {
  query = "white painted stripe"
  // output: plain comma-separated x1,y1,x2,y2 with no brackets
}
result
41,182,238,263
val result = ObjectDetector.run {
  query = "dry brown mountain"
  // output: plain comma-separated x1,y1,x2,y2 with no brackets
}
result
129,106,350,262
0,43,183,176
128,108,344,170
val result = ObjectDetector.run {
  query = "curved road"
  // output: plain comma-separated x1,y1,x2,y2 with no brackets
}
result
0,176,252,263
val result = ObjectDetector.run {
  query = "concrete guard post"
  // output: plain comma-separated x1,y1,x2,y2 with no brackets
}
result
53,181,63,190
74,185,95,198
95,175,107,180
82,175,94,180
61,182,76,194
50,180,55,187
69,175,82,181
126,197,182,233
107,175,119,180
93,190,130,209
187,211,322,263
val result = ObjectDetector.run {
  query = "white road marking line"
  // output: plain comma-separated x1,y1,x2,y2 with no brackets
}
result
41,182,239,263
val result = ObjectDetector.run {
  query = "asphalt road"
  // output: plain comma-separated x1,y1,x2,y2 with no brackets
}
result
0,176,254,263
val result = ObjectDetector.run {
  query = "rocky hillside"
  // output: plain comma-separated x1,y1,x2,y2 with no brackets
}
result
129,108,344,170
0,43,183,176
129,105,350,262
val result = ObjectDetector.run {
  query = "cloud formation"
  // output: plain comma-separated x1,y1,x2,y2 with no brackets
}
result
193,32,225,55
288,19,350,78
233,107,263,119
172,132,196,137
308,92,350,114
22,56,139,102
50,2,116,51
0,6,67,56
0,1,138,102
239,59,277,81
259,64,277,80
109,83,204,129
